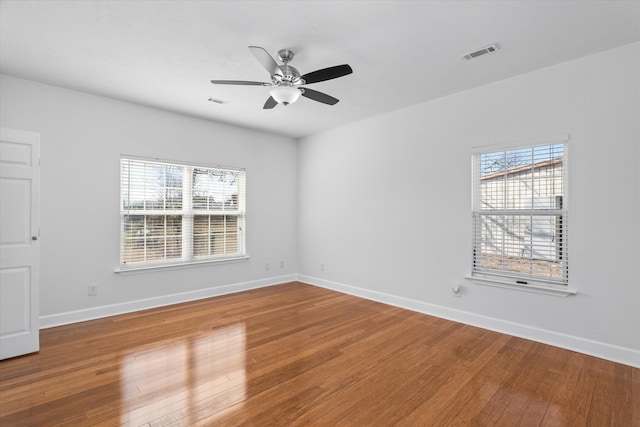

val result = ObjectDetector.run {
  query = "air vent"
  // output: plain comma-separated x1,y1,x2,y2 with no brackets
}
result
463,44,500,60
208,97,229,105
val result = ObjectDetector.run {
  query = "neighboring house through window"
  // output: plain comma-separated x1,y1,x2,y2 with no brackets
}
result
120,156,246,269
471,136,568,287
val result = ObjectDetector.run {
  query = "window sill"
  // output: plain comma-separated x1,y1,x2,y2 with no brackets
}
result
464,274,576,297
115,256,250,275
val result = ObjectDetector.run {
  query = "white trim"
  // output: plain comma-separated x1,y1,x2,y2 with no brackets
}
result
114,255,250,274
120,153,245,173
39,274,296,329
464,274,576,297
298,275,639,369
471,133,570,153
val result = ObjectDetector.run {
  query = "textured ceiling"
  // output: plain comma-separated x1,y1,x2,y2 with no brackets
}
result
1,1,639,138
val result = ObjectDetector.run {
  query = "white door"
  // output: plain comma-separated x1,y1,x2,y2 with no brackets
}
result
0,127,40,360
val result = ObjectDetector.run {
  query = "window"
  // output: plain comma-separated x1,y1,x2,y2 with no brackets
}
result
120,156,246,269
471,137,568,287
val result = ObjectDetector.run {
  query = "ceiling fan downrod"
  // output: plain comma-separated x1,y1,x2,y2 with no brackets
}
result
275,49,302,85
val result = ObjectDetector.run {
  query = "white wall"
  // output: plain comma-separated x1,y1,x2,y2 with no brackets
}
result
2,42,638,367
0,75,298,322
298,42,640,366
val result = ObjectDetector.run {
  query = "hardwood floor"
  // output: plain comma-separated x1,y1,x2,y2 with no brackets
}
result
1,282,638,426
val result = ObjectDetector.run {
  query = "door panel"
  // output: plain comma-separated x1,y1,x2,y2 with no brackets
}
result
0,127,40,360
1,178,31,245
0,267,31,334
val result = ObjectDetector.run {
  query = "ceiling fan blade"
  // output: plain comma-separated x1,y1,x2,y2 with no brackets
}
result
249,46,283,78
211,80,271,86
301,88,339,105
263,96,278,109
301,64,353,84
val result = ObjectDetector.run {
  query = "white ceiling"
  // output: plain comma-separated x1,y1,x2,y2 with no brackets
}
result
1,1,639,139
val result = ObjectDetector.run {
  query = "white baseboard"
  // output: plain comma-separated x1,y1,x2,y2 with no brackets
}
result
298,275,640,369
39,274,298,329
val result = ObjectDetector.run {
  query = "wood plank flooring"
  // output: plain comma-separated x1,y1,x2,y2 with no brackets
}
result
1,282,638,426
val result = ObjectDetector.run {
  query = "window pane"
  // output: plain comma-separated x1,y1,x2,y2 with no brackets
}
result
211,233,225,255
145,164,165,210
192,214,242,257
226,233,239,253
146,215,166,237
473,213,566,282
165,165,183,210
211,216,224,232
123,238,146,263
121,214,183,264
124,161,146,210
481,175,505,210
123,215,144,237
121,161,184,212
121,161,130,209
226,216,238,229
193,215,208,234
166,215,182,236
480,144,563,211
166,237,182,259
480,150,507,175
192,169,240,211
193,235,209,257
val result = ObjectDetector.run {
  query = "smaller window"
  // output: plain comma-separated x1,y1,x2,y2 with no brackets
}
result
471,137,568,287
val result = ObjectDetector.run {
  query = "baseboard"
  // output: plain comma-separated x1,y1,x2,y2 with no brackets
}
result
39,274,298,329
298,275,640,369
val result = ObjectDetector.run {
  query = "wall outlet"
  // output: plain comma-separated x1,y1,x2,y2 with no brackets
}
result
265,262,271,271
320,263,325,272
452,283,462,297
280,260,284,269
88,284,98,296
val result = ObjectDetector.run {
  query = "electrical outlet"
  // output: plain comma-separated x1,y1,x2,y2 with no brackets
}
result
265,262,271,271
452,283,461,297
280,260,284,269
320,263,325,272
88,284,98,296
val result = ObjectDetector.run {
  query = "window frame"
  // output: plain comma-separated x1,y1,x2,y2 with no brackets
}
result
468,135,575,295
117,155,247,272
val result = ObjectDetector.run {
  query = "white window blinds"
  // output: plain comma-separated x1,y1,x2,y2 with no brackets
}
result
471,138,568,286
120,157,246,268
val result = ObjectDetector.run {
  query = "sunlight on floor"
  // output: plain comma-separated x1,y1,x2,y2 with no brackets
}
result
119,323,246,425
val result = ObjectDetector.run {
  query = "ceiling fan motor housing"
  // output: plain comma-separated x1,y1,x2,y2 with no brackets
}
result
269,50,302,85
274,65,302,85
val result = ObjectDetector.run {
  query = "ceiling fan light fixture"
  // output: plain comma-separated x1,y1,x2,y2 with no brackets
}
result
269,85,301,105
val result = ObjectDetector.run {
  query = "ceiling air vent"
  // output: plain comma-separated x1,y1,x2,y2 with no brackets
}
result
208,97,229,105
463,44,500,60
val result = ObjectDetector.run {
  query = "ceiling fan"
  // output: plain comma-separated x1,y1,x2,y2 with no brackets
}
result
211,46,353,109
